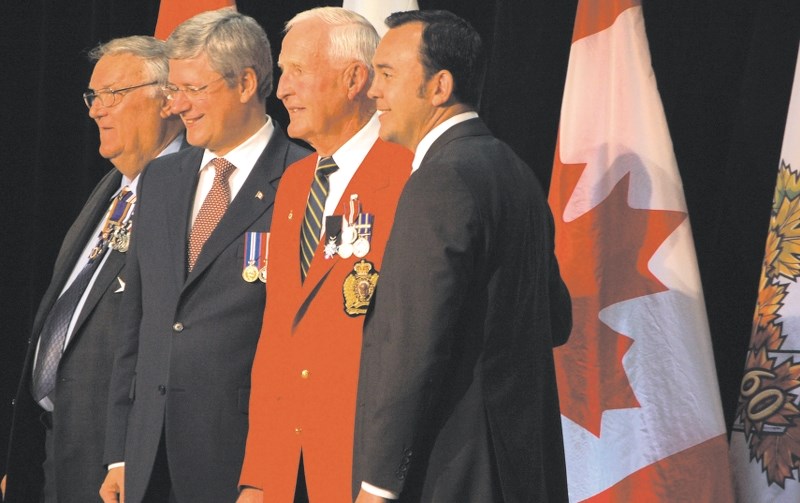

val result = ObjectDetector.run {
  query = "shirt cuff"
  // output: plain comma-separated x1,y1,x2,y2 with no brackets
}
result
107,462,125,471
361,481,399,499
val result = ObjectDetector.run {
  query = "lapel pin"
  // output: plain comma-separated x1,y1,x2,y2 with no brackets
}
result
255,191,264,200
288,210,293,220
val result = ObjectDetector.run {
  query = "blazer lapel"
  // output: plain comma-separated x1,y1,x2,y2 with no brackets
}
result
31,170,122,338
423,117,489,164
294,142,392,326
166,148,203,286
184,128,288,288
65,248,126,352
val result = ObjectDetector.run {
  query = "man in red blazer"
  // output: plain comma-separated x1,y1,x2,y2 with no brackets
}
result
238,7,412,503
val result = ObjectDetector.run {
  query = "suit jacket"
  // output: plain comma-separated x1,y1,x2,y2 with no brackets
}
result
4,167,130,503
352,118,572,502
103,123,308,503
239,139,411,502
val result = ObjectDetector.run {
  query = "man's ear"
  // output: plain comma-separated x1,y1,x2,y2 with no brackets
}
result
430,69,454,107
239,67,259,103
344,61,370,100
159,97,172,118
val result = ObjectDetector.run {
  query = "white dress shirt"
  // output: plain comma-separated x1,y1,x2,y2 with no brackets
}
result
191,118,275,226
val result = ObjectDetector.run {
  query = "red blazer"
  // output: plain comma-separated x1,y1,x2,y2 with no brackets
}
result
240,139,412,502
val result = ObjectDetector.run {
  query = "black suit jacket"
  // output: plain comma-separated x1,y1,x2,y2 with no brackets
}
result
103,122,308,503
4,167,131,503
353,118,571,502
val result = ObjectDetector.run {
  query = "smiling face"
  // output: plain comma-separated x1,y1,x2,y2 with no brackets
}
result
167,53,252,156
368,22,434,152
276,18,355,154
88,53,170,177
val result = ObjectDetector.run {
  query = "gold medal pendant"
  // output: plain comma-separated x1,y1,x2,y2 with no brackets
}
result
343,259,379,317
242,263,259,282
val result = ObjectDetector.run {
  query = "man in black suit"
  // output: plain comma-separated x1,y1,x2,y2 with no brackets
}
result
99,9,308,503
353,10,572,503
2,36,185,503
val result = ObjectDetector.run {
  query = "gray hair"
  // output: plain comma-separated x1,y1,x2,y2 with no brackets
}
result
166,8,273,101
285,7,379,81
88,36,169,97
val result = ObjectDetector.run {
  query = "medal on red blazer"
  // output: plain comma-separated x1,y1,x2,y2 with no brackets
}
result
343,259,379,317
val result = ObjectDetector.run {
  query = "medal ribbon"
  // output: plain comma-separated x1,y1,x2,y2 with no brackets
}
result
91,188,135,261
355,213,374,242
243,232,262,269
260,232,269,270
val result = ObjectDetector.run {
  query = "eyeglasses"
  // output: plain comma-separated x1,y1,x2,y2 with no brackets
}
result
83,81,159,109
161,75,227,102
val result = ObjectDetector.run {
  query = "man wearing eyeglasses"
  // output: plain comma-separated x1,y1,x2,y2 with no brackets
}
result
1,36,185,503
99,8,309,503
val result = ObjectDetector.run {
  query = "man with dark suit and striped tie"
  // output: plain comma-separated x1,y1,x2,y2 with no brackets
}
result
2,36,185,503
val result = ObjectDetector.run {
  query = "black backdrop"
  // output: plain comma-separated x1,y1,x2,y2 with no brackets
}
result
2,0,799,476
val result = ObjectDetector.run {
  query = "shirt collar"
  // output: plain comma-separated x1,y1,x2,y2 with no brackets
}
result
411,111,479,172
199,116,274,173
158,132,185,157
327,113,381,175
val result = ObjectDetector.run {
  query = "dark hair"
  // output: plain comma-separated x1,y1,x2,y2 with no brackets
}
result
386,10,485,108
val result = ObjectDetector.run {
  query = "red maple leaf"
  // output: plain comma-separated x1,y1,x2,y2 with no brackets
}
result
550,151,686,436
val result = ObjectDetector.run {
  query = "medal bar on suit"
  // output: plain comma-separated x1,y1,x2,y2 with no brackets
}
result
258,232,269,283
242,231,265,282
352,213,373,258
324,215,343,259
339,194,360,259
93,189,136,258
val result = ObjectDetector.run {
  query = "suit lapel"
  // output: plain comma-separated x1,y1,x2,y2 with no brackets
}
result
294,142,392,326
65,248,126,352
31,170,122,339
184,127,289,289
166,148,203,285
423,117,489,164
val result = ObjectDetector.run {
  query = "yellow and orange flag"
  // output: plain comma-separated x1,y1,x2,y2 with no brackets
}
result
549,0,734,500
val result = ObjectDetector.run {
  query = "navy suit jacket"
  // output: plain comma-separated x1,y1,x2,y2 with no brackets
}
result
103,122,308,503
5,167,133,503
353,118,571,502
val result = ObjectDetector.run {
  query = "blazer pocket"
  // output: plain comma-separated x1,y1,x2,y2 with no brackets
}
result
128,374,136,401
238,386,250,414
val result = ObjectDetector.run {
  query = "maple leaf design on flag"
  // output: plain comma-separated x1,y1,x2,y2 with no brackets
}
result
551,153,685,436
736,160,800,487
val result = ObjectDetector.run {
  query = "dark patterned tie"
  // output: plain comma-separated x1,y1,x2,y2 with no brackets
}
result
31,188,133,402
188,158,236,271
300,156,339,281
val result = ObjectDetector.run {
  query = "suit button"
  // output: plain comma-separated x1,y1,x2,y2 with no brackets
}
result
173,322,184,332
158,385,166,395
301,369,310,379
295,427,302,435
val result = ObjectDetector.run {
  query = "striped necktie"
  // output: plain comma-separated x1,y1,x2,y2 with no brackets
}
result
300,156,338,281
31,188,133,402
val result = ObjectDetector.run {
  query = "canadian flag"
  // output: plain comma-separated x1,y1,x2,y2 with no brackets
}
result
154,0,236,40
548,0,734,500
